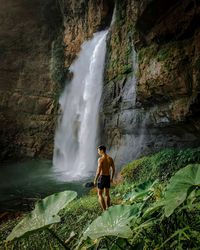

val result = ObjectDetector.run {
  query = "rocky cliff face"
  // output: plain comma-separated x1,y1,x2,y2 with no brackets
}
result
101,0,200,167
1,0,199,166
0,0,64,159
0,0,114,160
62,0,114,68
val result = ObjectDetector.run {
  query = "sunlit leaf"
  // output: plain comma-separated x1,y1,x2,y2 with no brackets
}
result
84,205,140,239
6,190,77,242
164,164,200,217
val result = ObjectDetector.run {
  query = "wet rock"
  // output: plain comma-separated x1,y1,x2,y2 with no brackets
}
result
84,182,94,188
100,0,200,168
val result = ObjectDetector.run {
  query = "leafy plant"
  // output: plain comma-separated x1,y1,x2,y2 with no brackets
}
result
6,190,77,242
51,34,66,88
121,148,200,183
1,148,200,250
83,204,141,240
123,180,158,203
164,164,200,217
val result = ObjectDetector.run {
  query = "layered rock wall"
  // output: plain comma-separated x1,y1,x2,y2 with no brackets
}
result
0,0,63,159
101,0,200,167
62,0,114,68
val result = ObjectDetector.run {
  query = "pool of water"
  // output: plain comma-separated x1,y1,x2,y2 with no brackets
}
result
0,159,92,211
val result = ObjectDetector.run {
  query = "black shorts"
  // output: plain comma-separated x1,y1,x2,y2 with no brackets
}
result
97,175,110,189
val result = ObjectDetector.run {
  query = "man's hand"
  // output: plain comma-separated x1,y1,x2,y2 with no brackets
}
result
93,179,97,186
110,177,113,183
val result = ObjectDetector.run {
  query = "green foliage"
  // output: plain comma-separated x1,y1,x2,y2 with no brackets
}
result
137,40,192,75
157,47,170,61
121,148,200,183
123,180,158,203
55,195,101,249
81,149,200,249
0,195,100,250
1,148,200,249
164,164,200,217
51,34,66,88
6,191,77,242
121,157,148,183
84,204,140,240
137,45,158,64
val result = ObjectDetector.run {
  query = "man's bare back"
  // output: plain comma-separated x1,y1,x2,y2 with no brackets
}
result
98,155,114,177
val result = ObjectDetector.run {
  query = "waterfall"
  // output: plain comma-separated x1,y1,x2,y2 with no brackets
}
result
53,30,108,181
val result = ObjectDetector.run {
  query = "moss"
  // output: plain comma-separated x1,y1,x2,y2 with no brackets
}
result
157,47,170,61
138,38,194,68
114,74,125,82
137,44,158,64
122,64,132,74
104,0,135,83
50,33,66,89
137,43,172,65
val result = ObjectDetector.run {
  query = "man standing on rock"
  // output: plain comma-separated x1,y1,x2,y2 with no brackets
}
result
94,145,115,211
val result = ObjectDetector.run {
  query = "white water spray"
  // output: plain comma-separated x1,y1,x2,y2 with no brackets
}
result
53,30,108,180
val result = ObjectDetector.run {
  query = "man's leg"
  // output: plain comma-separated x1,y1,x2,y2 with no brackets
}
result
98,188,106,211
105,188,110,209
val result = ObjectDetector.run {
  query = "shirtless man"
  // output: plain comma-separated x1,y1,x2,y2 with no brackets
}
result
94,145,115,211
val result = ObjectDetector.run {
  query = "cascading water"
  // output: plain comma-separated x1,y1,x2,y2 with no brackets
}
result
53,30,108,180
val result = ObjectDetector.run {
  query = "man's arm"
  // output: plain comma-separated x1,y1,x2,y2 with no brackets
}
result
110,158,115,182
94,158,102,186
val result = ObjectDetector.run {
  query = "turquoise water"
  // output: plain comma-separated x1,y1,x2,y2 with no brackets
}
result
0,159,91,211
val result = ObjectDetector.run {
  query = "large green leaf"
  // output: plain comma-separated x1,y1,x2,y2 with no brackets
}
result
164,164,200,217
123,180,158,202
83,204,140,240
6,190,77,242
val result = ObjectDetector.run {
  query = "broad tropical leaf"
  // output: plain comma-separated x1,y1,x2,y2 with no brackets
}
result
164,164,200,217
123,180,158,202
6,190,77,242
83,204,140,240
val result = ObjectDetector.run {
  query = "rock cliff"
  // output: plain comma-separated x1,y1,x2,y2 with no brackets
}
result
101,0,200,166
0,0,114,160
0,0,199,166
0,0,64,159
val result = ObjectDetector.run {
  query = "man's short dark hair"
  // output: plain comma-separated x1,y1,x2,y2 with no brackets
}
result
97,145,106,152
